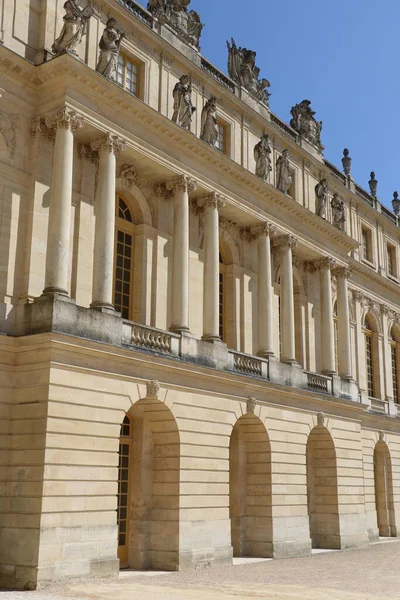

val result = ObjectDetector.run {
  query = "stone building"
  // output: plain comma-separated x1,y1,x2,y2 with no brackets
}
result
0,0,400,591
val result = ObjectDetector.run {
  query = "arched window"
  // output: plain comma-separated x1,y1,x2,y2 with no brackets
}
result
364,314,378,398
390,327,400,404
114,197,134,320
333,301,339,374
219,252,225,341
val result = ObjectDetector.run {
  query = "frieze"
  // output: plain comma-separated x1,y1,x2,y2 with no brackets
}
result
0,109,18,160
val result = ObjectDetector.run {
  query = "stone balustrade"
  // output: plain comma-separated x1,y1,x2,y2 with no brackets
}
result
230,350,266,378
305,371,333,395
369,397,389,416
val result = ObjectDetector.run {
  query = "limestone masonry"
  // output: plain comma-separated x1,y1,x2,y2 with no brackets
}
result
1,0,400,591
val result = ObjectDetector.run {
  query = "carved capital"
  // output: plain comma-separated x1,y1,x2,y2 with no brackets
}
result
303,261,317,274
44,107,84,133
197,192,226,211
30,116,56,142
333,266,351,280
91,132,126,155
78,142,99,164
156,175,198,198
250,222,276,239
247,397,257,415
273,234,298,251
315,256,336,271
352,289,364,304
146,380,160,399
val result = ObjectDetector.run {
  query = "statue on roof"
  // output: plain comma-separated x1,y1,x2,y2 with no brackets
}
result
147,0,203,49
227,38,270,106
290,100,324,151
52,0,93,56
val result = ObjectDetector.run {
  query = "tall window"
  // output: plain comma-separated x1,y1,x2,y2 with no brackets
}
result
390,327,399,403
117,54,139,97
333,301,339,374
219,252,225,340
216,121,227,154
114,197,134,319
361,227,372,262
387,245,396,277
118,415,132,567
364,315,375,398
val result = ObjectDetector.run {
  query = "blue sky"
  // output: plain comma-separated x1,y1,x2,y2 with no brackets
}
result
145,1,400,209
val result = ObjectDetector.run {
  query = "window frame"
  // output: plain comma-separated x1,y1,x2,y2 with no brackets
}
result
114,196,135,321
219,252,226,341
390,328,400,403
116,51,144,100
361,225,373,265
387,243,398,280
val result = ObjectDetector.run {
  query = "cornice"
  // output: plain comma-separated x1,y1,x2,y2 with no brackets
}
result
349,258,400,297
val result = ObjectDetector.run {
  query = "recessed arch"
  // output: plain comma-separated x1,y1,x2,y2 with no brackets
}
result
229,414,272,558
374,441,396,537
117,398,180,570
306,426,340,549
116,181,153,226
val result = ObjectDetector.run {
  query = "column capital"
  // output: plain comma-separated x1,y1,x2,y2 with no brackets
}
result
78,142,99,164
352,289,365,304
91,132,126,155
250,222,276,239
155,175,197,198
333,266,351,279
31,107,84,140
273,234,298,251
197,191,226,210
315,256,336,271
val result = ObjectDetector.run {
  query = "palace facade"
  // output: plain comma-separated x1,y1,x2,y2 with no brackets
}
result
1,0,400,590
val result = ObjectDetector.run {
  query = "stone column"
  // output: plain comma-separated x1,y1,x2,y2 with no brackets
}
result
335,266,352,379
199,192,226,341
318,257,336,375
275,235,297,364
43,108,84,296
169,176,197,333
90,133,126,311
253,223,275,357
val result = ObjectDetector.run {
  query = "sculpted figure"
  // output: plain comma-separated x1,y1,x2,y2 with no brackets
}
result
342,148,352,177
200,96,218,147
392,191,400,216
290,100,323,151
52,0,93,56
276,149,292,194
96,18,124,80
148,0,203,48
331,193,346,230
254,134,272,181
172,75,196,129
369,171,378,198
315,178,328,219
227,38,270,105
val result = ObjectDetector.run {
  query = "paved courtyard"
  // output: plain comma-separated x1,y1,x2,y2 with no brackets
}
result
2,540,400,600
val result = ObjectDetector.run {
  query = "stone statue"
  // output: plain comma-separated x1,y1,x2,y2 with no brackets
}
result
342,148,352,177
315,178,328,219
290,100,323,151
172,75,196,129
200,96,218,147
392,192,400,216
369,171,378,198
147,0,203,49
96,18,124,81
227,38,270,105
331,193,346,231
52,0,93,56
254,135,272,181
276,149,292,194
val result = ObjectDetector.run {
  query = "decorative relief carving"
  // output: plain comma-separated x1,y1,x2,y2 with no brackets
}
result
379,431,385,442
317,412,326,427
31,108,84,141
78,142,99,163
90,132,126,154
148,0,203,49
227,38,270,105
117,164,137,188
246,397,257,415
155,174,197,198
290,100,323,151
0,109,18,159
146,380,161,399
197,191,226,210
333,266,351,279
248,222,276,240
315,256,336,271
303,261,317,274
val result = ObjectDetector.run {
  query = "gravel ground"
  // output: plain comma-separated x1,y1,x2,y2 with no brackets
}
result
2,540,400,600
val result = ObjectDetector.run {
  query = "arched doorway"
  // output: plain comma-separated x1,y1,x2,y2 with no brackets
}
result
306,426,340,549
374,441,396,537
229,414,272,558
117,398,180,570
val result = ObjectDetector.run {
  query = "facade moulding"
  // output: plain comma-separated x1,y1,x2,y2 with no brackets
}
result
26,54,358,257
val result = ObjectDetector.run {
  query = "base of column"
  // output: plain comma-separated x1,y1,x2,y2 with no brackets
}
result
281,357,298,366
322,369,336,376
257,349,275,359
42,286,69,298
90,301,116,315
202,334,221,343
170,325,190,334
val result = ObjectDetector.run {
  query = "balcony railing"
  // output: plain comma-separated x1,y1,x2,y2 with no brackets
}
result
369,397,389,415
305,371,333,395
124,322,180,356
231,351,263,377
115,0,154,27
